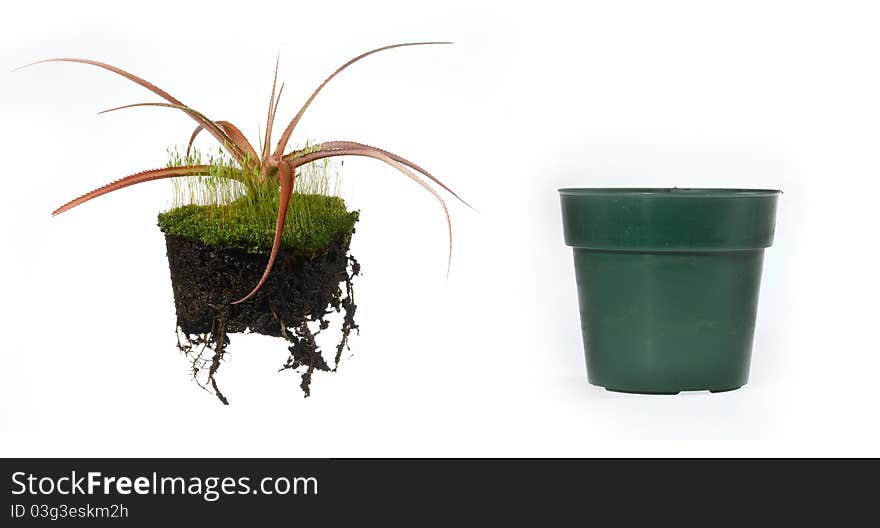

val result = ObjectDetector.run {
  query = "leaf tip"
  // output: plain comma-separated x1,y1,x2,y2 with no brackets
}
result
11,61,38,73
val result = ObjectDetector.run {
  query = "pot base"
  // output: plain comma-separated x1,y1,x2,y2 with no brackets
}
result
603,385,744,395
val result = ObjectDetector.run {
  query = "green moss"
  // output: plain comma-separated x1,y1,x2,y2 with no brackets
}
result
158,194,358,256
158,144,356,256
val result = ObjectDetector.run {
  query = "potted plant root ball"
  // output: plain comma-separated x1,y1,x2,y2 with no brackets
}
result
159,152,360,403
22,42,469,404
559,188,780,394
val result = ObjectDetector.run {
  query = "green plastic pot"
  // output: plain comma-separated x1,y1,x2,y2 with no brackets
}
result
559,188,780,394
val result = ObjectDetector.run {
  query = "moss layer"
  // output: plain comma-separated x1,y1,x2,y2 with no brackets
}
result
158,193,358,256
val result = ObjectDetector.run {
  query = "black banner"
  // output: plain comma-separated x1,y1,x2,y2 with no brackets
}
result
1,458,874,524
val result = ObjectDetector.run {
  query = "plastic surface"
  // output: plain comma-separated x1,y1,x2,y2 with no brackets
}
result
559,188,780,394
559,188,779,251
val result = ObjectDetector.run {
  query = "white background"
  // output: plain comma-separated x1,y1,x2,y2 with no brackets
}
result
1,0,878,456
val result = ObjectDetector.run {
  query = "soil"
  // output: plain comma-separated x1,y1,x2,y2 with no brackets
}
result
164,233,359,404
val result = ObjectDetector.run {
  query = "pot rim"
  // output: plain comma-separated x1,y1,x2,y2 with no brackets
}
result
558,187,781,197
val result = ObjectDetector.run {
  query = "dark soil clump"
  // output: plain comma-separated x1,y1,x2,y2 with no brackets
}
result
165,233,359,404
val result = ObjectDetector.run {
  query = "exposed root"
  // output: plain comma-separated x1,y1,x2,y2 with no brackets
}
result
280,321,331,397
210,377,229,405
206,321,230,405
176,322,231,405
334,255,360,370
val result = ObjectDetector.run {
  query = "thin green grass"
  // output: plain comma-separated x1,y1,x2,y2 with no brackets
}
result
157,145,357,255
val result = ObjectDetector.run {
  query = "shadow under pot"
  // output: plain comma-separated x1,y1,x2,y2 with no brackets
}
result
558,188,781,394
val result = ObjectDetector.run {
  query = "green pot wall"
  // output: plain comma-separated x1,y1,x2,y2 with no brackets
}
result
559,188,781,394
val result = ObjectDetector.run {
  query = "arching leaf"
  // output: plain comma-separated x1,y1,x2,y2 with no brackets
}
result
272,42,452,160
53,165,213,216
232,159,295,304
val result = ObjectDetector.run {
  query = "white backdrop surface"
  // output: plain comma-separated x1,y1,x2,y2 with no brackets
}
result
1,0,878,456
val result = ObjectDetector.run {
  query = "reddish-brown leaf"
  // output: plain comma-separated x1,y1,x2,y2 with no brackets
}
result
291,141,473,210
186,121,259,164
19,58,246,164
232,160,295,304
292,147,453,274
98,102,249,164
261,54,281,169
52,165,212,216
272,42,452,160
